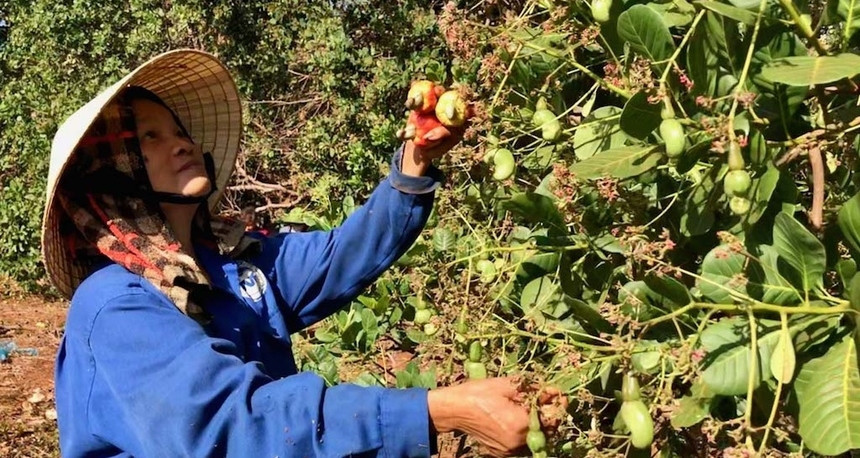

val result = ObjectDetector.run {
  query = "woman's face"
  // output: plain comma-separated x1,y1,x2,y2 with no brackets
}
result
131,98,211,198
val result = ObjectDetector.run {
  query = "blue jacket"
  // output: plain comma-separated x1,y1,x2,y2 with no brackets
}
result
55,148,443,457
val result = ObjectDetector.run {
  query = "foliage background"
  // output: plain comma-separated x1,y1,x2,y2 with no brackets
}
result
7,0,860,456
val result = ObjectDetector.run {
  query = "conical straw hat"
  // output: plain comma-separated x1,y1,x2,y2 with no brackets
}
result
41,49,243,298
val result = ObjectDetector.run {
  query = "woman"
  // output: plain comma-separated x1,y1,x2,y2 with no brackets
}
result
42,49,541,457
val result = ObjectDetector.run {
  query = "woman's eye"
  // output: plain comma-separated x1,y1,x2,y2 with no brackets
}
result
140,131,156,140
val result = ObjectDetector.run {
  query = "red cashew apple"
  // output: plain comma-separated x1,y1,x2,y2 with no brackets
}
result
396,110,445,147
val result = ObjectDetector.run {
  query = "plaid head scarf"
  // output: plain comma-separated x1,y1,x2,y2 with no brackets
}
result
56,90,257,323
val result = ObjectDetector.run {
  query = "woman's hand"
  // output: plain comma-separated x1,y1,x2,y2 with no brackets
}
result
399,126,463,177
428,377,530,457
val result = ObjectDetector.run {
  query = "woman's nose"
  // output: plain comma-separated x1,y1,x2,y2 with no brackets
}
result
171,134,195,156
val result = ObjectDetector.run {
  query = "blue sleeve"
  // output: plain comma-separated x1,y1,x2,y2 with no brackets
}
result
87,292,433,457
250,146,443,331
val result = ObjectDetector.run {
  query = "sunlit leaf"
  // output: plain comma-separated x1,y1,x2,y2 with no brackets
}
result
572,106,626,160
761,54,860,86
839,192,860,256
770,327,796,384
570,145,662,180
700,245,747,304
617,5,676,62
772,213,825,293
795,336,860,455
700,317,781,395
432,228,456,252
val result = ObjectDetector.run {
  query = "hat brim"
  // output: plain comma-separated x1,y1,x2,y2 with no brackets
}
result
41,49,243,298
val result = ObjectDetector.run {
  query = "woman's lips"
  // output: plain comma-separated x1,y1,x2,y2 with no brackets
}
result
178,161,203,173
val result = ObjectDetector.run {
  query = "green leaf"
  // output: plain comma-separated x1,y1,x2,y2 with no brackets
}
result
516,252,561,281
836,0,860,39
373,288,390,316
502,192,567,234
838,192,860,255
617,5,676,62
618,280,685,320
704,11,742,74
676,139,711,174
671,395,711,428
505,28,569,90
795,336,860,455
341,195,357,218
522,145,556,170
570,145,661,180
572,106,626,160
620,91,662,139
351,372,383,387
632,341,663,373
341,321,363,349
598,360,613,391
793,315,841,353
592,233,625,254
700,317,781,395
761,54,860,86
750,29,808,119
646,0,696,27
416,364,438,389
748,245,803,305
745,165,780,225
632,351,661,372
520,277,563,325
772,213,825,293
687,19,718,96
359,308,379,350
770,327,796,384
562,295,613,333
680,166,717,236
850,274,860,312
395,361,418,388
644,273,692,308
837,259,858,287
405,328,429,344
695,0,757,24
699,245,747,304
432,228,456,252
314,329,339,343
725,0,761,10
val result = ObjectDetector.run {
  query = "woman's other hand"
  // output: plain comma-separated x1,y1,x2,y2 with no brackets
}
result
427,377,530,457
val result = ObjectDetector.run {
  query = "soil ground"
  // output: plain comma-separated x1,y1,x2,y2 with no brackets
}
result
0,295,65,457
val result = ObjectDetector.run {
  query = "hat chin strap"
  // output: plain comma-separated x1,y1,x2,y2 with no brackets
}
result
75,152,218,205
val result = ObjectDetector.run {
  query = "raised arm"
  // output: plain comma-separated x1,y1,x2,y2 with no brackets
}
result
250,146,443,331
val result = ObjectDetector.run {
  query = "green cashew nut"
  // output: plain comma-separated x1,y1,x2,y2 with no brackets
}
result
724,170,751,197
591,0,612,23
659,118,685,158
619,400,654,449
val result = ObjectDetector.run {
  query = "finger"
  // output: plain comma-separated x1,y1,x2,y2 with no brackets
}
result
422,125,451,142
538,386,562,404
